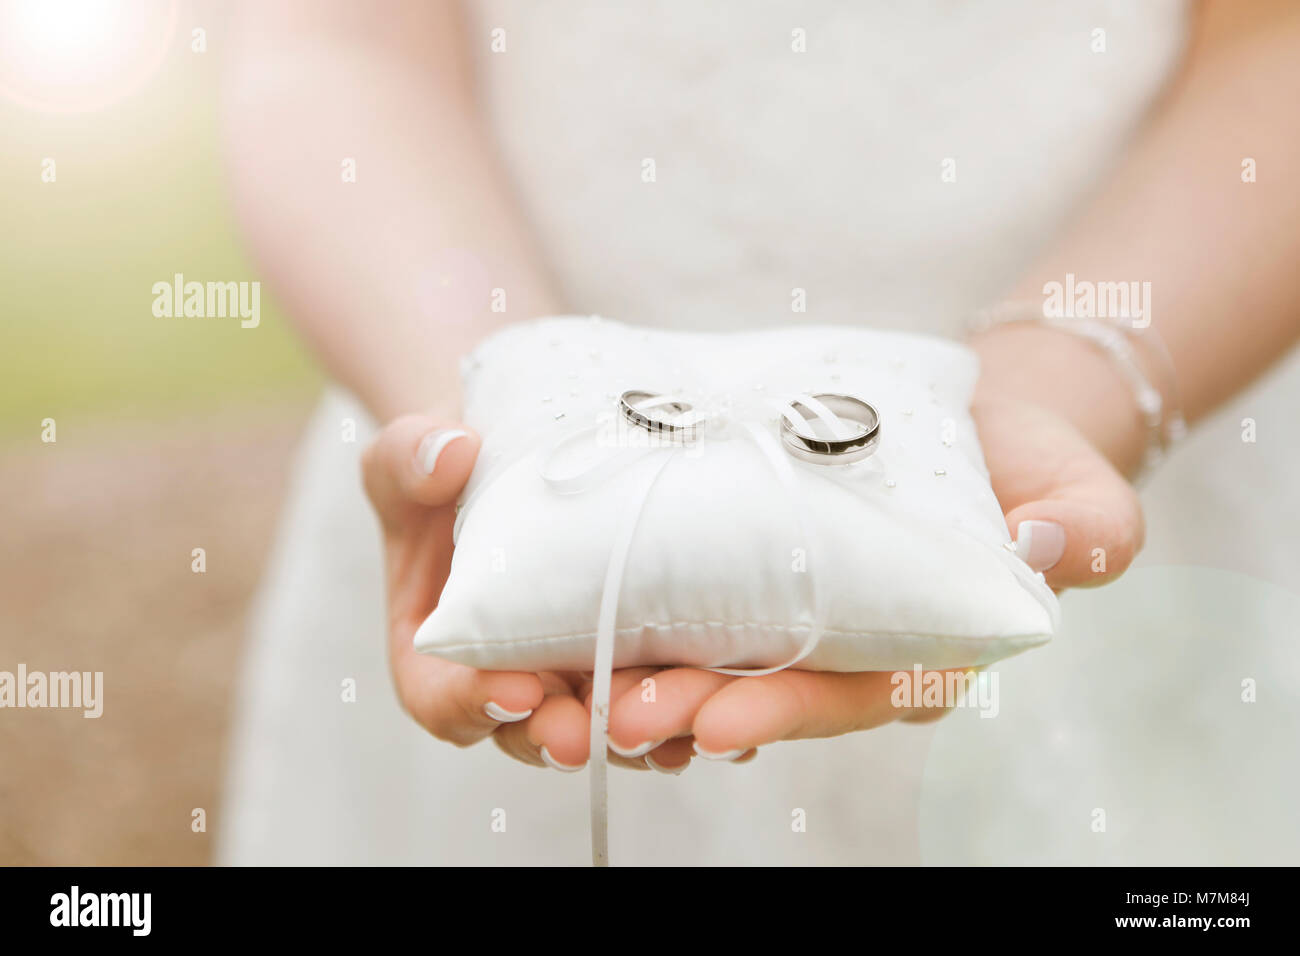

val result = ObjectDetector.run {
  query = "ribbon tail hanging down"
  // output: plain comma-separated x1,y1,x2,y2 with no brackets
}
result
588,449,675,866
547,392,844,866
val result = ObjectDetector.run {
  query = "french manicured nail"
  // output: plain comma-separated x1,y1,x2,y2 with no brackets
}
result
645,753,687,775
416,428,468,475
539,746,585,773
609,739,661,759
483,702,532,723
693,742,745,761
1014,520,1066,572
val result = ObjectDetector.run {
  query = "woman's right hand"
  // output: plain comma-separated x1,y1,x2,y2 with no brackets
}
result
362,412,655,772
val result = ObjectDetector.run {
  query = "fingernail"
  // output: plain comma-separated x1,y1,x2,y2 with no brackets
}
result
484,701,532,723
693,742,745,761
416,429,468,475
539,746,585,773
609,739,661,759
645,753,687,775
1014,519,1066,572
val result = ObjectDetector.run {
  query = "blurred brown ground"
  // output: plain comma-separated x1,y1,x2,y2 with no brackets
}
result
0,400,314,865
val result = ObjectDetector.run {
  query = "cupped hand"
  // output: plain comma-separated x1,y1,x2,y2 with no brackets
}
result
363,413,650,773
599,389,1145,769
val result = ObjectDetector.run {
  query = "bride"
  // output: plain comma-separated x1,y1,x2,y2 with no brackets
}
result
216,0,1300,864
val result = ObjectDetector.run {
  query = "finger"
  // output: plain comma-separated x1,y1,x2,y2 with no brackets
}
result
571,667,658,718
1003,468,1144,590
692,670,904,753
361,413,480,524
393,652,545,748
973,393,1144,591
644,736,695,774
583,668,663,770
605,667,737,754
584,668,666,758
494,692,591,771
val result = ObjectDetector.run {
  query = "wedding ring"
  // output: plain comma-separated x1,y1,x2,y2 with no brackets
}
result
619,390,702,441
779,393,881,464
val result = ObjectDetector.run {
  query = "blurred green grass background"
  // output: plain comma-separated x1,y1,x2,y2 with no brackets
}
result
0,9,323,863
0,30,320,441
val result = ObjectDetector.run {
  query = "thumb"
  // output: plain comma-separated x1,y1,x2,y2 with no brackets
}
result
361,414,480,527
1003,466,1144,589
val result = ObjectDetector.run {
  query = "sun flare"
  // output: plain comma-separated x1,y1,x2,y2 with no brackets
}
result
0,0,177,113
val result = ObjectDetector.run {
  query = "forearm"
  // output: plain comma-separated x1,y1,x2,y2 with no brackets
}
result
221,0,561,420
973,0,1300,475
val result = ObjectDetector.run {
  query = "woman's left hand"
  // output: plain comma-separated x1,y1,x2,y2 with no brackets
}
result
598,374,1145,772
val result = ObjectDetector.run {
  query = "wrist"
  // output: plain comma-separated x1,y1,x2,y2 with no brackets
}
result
969,322,1152,479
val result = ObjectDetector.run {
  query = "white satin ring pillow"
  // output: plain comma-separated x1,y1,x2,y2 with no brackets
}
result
414,317,1058,672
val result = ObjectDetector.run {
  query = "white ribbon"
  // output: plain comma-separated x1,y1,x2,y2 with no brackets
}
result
538,392,835,866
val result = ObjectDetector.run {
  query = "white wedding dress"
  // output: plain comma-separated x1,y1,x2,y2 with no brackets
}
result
218,0,1300,865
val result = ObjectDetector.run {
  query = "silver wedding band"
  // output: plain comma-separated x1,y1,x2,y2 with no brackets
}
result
779,393,881,465
619,390,702,441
